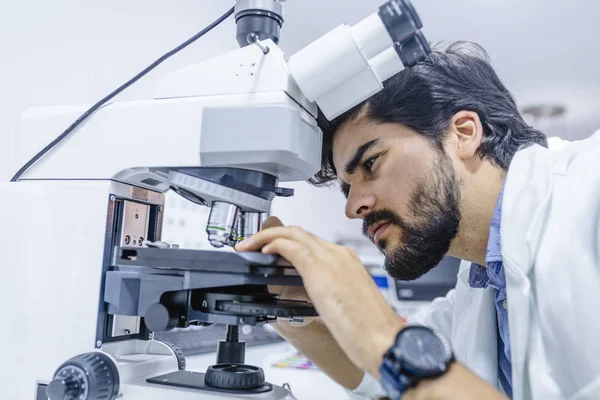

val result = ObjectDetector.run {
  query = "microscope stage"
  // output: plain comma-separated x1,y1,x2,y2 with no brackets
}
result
114,247,297,276
105,247,314,326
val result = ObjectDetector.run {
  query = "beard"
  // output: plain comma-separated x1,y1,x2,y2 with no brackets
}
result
362,151,461,281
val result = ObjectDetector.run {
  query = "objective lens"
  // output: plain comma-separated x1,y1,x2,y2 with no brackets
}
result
206,202,240,248
235,212,264,243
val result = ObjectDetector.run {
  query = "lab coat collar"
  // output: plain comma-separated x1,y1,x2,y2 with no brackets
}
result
501,143,554,276
500,143,554,400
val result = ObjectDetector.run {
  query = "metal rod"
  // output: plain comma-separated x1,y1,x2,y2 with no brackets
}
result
248,33,270,54
226,324,240,342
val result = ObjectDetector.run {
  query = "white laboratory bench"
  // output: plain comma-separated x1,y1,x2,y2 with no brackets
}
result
185,342,352,400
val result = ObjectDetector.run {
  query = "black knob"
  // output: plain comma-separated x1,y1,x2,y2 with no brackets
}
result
396,30,431,68
378,0,422,44
47,375,82,400
205,364,265,390
162,342,187,371
50,352,119,400
144,303,179,332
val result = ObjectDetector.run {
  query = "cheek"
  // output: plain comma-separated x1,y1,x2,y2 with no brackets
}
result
376,152,428,216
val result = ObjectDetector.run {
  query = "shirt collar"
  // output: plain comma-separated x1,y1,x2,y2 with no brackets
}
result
486,183,504,263
467,182,505,288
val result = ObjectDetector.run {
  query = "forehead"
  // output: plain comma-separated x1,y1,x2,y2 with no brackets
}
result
332,117,438,183
333,118,376,166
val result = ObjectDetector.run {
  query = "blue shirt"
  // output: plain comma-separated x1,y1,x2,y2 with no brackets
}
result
468,184,512,398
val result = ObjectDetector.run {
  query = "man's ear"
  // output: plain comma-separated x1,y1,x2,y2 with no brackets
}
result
449,110,484,161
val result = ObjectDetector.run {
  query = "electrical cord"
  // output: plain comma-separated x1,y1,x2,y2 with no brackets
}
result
10,5,235,182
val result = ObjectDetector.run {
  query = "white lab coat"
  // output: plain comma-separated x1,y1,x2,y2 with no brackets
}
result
351,131,600,400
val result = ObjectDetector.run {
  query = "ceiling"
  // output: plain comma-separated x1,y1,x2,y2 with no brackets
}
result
277,0,600,140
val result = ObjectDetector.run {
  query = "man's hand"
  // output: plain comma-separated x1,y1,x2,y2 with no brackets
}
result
262,217,311,303
261,217,315,327
235,225,404,377
248,217,365,389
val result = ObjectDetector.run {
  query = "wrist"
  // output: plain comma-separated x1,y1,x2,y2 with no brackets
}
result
273,316,318,332
378,326,455,400
417,361,460,399
365,319,405,378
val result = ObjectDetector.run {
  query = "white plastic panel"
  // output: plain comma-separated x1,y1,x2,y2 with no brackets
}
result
155,39,316,117
351,12,394,59
316,67,382,120
16,93,320,184
288,24,369,101
371,46,405,82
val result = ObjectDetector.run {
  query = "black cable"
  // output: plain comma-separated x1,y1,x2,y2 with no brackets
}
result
11,6,235,182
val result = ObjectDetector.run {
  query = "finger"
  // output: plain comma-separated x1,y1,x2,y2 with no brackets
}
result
236,226,301,251
261,237,312,275
234,216,283,253
235,226,315,252
402,388,418,400
262,216,284,230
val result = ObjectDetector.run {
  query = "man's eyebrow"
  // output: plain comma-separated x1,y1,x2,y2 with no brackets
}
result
344,139,380,175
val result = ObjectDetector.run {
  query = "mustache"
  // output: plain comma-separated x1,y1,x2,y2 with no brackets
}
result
362,209,404,239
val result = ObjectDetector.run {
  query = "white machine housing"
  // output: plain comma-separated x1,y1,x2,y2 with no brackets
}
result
15,41,322,192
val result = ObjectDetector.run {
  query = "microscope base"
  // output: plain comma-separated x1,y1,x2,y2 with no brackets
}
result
147,370,273,395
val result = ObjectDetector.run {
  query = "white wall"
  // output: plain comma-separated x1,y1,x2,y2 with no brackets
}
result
271,181,363,243
0,0,238,181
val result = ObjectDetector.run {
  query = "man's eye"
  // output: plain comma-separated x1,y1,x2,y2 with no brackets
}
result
363,155,379,172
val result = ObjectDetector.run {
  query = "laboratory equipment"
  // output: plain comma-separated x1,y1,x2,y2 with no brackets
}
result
0,1,430,399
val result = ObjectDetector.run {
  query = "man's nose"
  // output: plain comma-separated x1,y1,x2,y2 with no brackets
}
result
345,187,376,219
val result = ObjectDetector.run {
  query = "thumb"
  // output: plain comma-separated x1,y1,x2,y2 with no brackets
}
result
262,216,284,230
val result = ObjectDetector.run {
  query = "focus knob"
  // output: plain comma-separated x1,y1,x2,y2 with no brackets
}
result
47,375,83,400
205,364,265,390
144,303,179,332
48,352,119,400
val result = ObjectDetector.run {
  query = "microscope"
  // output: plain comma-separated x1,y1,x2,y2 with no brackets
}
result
0,1,429,399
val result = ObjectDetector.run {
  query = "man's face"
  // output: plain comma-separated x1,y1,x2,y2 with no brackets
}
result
332,115,461,281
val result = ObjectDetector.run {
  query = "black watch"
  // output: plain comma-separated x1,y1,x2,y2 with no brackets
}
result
380,325,454,399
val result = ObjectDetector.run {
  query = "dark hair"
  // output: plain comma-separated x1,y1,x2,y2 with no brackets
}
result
311,41,547,185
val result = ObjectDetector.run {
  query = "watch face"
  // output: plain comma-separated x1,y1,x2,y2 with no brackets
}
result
399,326,452,376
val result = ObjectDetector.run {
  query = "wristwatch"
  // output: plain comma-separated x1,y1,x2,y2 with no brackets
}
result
380,325,454,399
